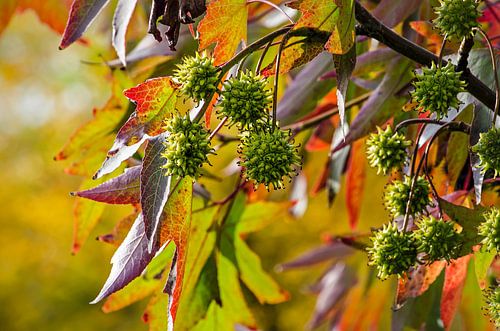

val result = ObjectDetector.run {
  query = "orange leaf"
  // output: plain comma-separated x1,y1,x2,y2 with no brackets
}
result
345,139,366,230
197,0,248,65
440,255,471,329
157,179,193,322
18,0,71,34
410,21,443,54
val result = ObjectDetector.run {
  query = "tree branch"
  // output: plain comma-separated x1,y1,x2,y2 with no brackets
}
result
354,1,496,111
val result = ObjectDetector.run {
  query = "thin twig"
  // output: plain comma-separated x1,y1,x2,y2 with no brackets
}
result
354,1,496,111
395,118,447,132
247,0,295,24
256,39,273,74
272,37,287,128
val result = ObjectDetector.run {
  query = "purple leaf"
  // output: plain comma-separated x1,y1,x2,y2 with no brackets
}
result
59,0,110,49
307,263,356,329
276,242,354,271
469,105,490,204
72,166,141,204
112,0,138,67
333,45,357,137
90,213,157,304
140,133,172,249
333,56,412,152
277,52,335,125
372,0,423,28
328,125,350,204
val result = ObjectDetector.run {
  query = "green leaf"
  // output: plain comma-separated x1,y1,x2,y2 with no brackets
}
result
439,198,488,255
474,247,495,289
216,251,256,327
191,300,233,331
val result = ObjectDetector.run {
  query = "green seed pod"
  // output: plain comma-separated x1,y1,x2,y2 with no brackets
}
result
483,285,500,329
366,126,411,175
414,216,462,263
218,71,272,129
367,223,418,280
173,52,219,102
434,0,480,41
161,114,213,178
478,207,500,253
384,176,432,217
472,127,500,177
411,62,466,120
238,124,301,190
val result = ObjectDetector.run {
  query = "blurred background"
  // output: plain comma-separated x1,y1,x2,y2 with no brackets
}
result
0,3,495,331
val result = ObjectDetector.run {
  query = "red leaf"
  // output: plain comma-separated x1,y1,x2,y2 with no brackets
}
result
94,77,178,179
97,211,137,246
440,255,471,329
345,139,366,230
59,0,109,49
72,166,141,204
157,179,193,322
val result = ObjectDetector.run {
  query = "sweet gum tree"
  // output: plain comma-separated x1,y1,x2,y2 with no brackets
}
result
2,0,500,329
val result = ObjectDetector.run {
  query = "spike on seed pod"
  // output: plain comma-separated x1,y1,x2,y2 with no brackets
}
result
173,52,219,102
218,70,272,130
366,222,418,280
161,114,214,178
366,126,411,175
472,127,500,177
434,0,480,41
413,215,462,263
238,123,301,190
478,207,500,253
384,176,432,217
411,62,466,120
483,285,500,328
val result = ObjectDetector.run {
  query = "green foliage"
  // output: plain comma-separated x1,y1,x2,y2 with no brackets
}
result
238,126,301,190
478,207,500,253
472,127,500,176
434,0,480,40
161,115,213,178
411,62,466,119
367,223,417,280
414,216,462,263
366,126,411,175
218,71,272,129
173,53,219,102
383,176,431,217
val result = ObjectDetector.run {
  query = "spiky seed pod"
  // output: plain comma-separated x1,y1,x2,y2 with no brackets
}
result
413,216,462,263
478,207,500,252
434,0,480,41
472,127,500,177
218,71,272,129
411,62,466,120
238,125,301,190
173,53,219,102
483,285,500,329
384,176,432,217
367,223,418,280
161,114,213,178
366,126,412,175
